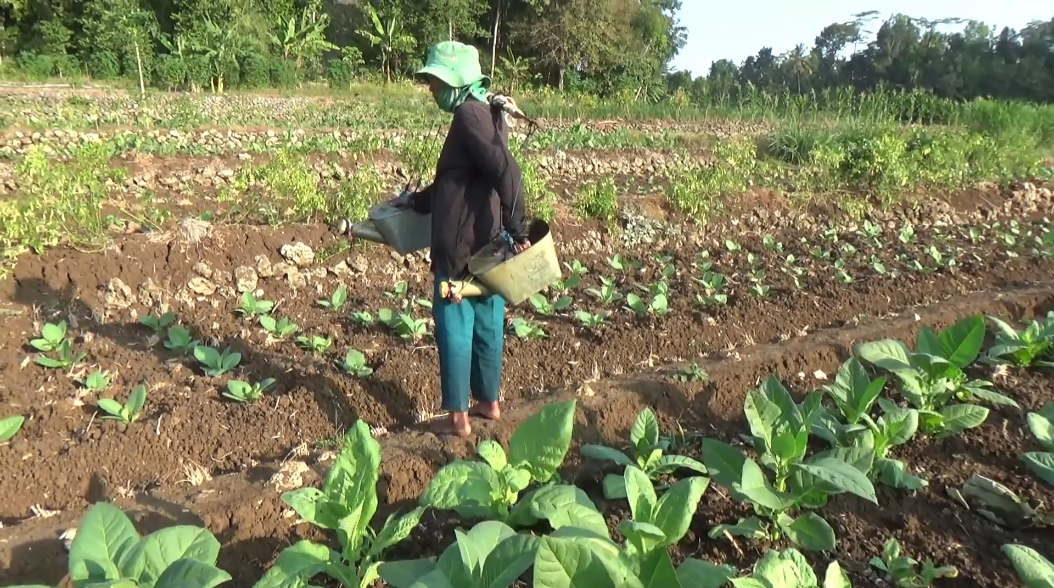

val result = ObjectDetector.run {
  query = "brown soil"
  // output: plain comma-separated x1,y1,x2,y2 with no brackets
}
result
1,186,1053,586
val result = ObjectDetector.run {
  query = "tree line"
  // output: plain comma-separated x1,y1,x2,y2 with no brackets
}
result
0,1,1051,106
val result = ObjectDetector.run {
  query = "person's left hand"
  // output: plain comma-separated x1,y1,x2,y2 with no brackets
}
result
513,239,531,253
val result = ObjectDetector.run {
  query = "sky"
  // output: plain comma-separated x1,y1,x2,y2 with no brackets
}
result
671,0,1050,77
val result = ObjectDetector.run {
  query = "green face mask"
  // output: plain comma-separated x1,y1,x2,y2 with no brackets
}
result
436,80,489,113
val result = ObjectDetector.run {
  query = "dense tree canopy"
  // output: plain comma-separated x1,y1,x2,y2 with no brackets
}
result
0,2,1051,106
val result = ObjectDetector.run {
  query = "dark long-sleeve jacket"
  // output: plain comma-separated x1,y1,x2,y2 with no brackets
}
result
410,99,528,280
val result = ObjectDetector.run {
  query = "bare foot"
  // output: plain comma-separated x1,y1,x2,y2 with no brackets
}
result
469,401,501,420
430,412,472,437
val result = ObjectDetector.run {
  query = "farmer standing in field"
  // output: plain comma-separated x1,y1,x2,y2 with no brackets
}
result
400,40,531,437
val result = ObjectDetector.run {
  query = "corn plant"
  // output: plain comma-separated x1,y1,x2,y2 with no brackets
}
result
98,385,147,424
194,345,242,377
224,378,275,403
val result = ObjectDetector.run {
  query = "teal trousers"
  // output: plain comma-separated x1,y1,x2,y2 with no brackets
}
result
432,276,505,412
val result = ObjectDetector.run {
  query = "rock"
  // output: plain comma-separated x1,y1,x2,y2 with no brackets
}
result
101,278,135,310
193,262,213,278
255,255,273,277
137,278,164,308
187,277,217,296
233,266,258,293
349,254,369,273
280,242,315,267
330,260,352,279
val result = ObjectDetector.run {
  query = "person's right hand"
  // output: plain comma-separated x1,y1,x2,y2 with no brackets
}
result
392,192,414,209
512,239,531,253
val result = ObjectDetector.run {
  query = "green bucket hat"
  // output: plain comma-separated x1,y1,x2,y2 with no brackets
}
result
415,41,490,89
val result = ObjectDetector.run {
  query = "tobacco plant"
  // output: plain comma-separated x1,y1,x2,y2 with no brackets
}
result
318,284,349,310
420,400,577,522
1002,543,1054,588
260,315,299,339
262,420,425,588
194,345,241,377
236,291,274,317
856,314,1017,437
98,385,147,423
981,313,1054,368
810,358,926,490
164,326,198,354
223,378,275,403
869,538,958,587
340,349,373,377
581,407,708,499
0,415,25,442
139,311,176,332
704,376,879,551
1023,402,1054,488
30,501,232,588
30,321,68,352
733,548,852,588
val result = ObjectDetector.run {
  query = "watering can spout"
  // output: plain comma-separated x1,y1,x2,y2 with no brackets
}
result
345,219,389,245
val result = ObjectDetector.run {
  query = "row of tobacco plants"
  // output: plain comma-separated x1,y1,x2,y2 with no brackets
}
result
6,311,1054,588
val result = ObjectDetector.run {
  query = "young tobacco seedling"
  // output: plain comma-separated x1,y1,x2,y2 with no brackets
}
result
223,378,275,403
236,291,274,317
377,311,427,341
318,284,349,310
870,538,958,587
626,292,669,316
52,501,231,588
164,325,198,354
297,334,332,354
581,407,708,499
733,547,852,588
856,314,1017,437
78,369,112,392
97,385,147,424
0,415,25,442
673,363,708,382
349,310,375,325
510,317,547,339
704,376,879,551
260,315,299,338
340,349,373,378
528,292,573,316
35,339,87,370
575,310,610,330
264,420,425,588
30,321,67,352
588,277,623,305
194,345,242,377
138,311,176,332
981,314,1054,368
420,400,577,522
